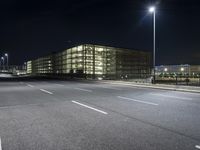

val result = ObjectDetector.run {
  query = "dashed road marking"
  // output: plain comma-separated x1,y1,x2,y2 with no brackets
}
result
117,96,158,106
40,89,53,95
0,137,2,150
54,84,65,86
74,88,92,92
72,100,108,115
27,84,34,88
100,86,121,90
196,145,200,149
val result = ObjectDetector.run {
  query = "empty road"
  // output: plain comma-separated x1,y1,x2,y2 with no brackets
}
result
0,80,200,150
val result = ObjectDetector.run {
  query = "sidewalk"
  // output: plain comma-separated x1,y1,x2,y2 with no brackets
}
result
98,80,200,93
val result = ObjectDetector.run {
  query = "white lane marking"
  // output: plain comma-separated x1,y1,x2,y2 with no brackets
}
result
150,93,192,100
27,84,34,88
72,101,108,115
54,84,64,86
74,88,92,92
100,86,121,90
117,96,158,106
40,89,53,95
0,137,2,150
195,145,200,149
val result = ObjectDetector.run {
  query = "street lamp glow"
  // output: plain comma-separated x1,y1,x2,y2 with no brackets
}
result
149,6,155,13
1,57,5,70
4,53,9,70
181,67,184,71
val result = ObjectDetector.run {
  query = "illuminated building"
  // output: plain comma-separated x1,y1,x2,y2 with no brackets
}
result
156,64,200,77
27,44,151,79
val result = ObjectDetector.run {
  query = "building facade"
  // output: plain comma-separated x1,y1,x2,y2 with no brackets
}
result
27,44,151,79
156,64,200,78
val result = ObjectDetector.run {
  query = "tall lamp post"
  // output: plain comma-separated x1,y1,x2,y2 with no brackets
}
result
1,57,4,71
5,53,8,70
149,6,156,84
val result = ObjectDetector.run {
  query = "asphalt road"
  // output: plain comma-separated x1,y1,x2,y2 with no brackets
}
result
0,80,200,150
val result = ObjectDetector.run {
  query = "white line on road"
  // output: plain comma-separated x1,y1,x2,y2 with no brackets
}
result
0,137,2,150
117,96,159,106
72,100,108,115
27,84,34,88
40,89,53,95
54,84,65,86
74,88,92,92
100,86,121,90
150,93,192,100
195,145,200,149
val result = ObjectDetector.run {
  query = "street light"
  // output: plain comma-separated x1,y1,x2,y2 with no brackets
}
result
181,67,184,72
1,57,4,70
5,53,8,70
149,6,156,84
149,6,155,13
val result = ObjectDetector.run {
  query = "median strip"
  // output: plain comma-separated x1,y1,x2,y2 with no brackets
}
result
72,100,108,115
40,89,53,95
117,96,158,106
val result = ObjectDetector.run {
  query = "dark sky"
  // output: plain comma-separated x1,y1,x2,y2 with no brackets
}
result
0,0,200,65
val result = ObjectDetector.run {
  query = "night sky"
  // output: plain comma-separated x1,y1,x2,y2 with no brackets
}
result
0,0,200,65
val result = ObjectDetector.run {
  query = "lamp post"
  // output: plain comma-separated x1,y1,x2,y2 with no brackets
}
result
1,57,4,71
149,6,156,84
24,62,27,70
5,53,8,70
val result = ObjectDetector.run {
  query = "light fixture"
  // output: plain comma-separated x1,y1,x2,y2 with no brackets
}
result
149,6,155,13
181,67,184,71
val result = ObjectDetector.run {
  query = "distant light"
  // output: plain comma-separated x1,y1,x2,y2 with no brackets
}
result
149,6,155,13
1,57,4,60
181,67,184,71
5,53,8,57
164,68,168,72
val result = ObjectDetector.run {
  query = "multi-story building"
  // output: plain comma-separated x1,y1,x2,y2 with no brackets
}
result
156,64,200,77
27,44,151,79
26,61,32,74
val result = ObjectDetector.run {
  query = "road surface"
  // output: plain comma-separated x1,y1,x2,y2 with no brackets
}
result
0,80,200,150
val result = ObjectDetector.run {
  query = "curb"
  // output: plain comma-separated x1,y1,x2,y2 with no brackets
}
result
98,81,200,94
